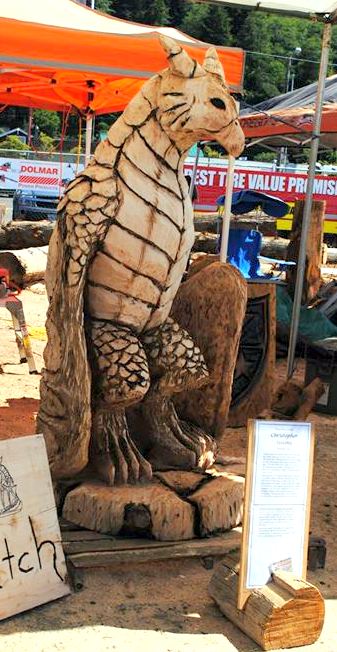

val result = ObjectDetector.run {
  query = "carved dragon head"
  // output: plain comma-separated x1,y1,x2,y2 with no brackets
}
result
155,35,245,157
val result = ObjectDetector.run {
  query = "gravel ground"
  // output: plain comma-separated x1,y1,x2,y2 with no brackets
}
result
0,286,336,652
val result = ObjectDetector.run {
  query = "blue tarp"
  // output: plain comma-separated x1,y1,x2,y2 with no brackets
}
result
276,286,337,341
216,190,290,217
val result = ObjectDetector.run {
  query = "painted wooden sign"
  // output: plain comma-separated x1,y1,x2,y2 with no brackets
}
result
0,434,70,620
238,419,314,609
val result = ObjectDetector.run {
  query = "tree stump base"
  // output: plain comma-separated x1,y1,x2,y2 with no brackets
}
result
209,555,325,650
62,467,244,541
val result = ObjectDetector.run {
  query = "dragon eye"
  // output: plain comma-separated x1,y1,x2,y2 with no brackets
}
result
210,97,226,110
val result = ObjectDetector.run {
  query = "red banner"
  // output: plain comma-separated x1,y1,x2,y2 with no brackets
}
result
184,164,337,220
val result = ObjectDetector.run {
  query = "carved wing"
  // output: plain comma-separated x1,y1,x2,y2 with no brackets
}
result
38,165,120,478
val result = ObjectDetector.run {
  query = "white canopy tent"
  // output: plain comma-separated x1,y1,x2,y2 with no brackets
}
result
194,0,337,18
194,0,337,378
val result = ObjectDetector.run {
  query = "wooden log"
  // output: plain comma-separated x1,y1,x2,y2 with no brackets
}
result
260,236,290,260
189,474,244,537
294,378,325,419
286,199,325,303
260,378,324,421
154,470,205,495
63,481,196,541
192,231,218,253
261,238,337,264
194,214,276,236
0,246,48,288
228,282,276,428
0,220,53,250
194,215,219,233
172,261,247,439
209,556,325,651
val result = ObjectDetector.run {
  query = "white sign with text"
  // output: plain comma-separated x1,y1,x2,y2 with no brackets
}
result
238,420,314,608
0,435,70,620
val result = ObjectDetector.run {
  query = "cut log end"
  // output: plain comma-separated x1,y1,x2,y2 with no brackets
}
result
209,558,325,651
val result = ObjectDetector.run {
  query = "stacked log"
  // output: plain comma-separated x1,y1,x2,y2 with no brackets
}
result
0,246,48,288
0,220,53,249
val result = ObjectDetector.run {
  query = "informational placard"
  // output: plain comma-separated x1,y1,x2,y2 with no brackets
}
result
0,435,70,620
238,420,314,609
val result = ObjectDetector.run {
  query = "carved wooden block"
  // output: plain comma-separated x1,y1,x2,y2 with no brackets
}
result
63,481,195,541
62,468,244,541
172,262,247,439
228,282,276,427
189,474,244,537
38,37,245,486
154,470,205,495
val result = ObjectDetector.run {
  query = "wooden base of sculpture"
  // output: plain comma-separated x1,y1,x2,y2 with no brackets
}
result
62,468,244,541
228,282,276,427
209,556,324,650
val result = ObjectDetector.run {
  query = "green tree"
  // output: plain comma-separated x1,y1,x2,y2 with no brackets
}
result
39,132,56,152
33,110,61,138
166,0,187,27
95,0,113,13
110,0,170,24
0,135,29,150
181,4,232,45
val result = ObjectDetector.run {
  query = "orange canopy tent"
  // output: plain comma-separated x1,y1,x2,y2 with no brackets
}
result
241,105,337,150
240,75,337,152
0,0,245,115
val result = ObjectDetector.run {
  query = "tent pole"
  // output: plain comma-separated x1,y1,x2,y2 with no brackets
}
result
85,114,93,166
219,154,235,263
286,21,332,379
189,142,201,199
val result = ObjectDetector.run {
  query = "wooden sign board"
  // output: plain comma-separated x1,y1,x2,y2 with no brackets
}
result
238,419,314,609
0,434,70,620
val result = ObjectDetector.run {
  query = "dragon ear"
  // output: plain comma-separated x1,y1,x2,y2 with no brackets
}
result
203,47,226,82
158,35,205,78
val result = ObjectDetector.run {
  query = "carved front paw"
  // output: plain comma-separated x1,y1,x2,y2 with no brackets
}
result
90,409,152,486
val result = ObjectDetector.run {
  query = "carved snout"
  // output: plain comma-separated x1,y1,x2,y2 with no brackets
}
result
219,120,245,158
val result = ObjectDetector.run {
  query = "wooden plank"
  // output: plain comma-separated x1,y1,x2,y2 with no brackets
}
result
62,530,112,542
66,530,241,567
63,529,241,555
58,517,80,532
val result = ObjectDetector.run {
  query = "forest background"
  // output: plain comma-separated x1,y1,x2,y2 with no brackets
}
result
1,0,337,162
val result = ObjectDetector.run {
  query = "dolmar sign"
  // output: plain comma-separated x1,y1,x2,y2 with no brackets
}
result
0,435,70,620
0,157,82,191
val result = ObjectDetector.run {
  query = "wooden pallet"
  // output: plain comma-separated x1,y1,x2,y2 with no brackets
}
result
60,518,241,589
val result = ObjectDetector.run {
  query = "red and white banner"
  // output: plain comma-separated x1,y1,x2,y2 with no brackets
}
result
184,163,337,220
1,157,337,223
0,158,83,191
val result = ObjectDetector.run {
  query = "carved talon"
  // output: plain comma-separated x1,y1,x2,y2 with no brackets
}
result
141,396,216,471
90,409,152,486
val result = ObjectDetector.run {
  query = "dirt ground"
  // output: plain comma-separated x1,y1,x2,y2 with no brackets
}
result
0,286,336,652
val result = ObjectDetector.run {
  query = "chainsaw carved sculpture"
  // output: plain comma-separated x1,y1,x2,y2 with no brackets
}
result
38,36,245,485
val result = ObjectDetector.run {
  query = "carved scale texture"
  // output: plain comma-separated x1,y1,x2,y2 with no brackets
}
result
59,110,193,334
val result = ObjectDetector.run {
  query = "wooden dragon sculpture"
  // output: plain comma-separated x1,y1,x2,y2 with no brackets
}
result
38,36,245,485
